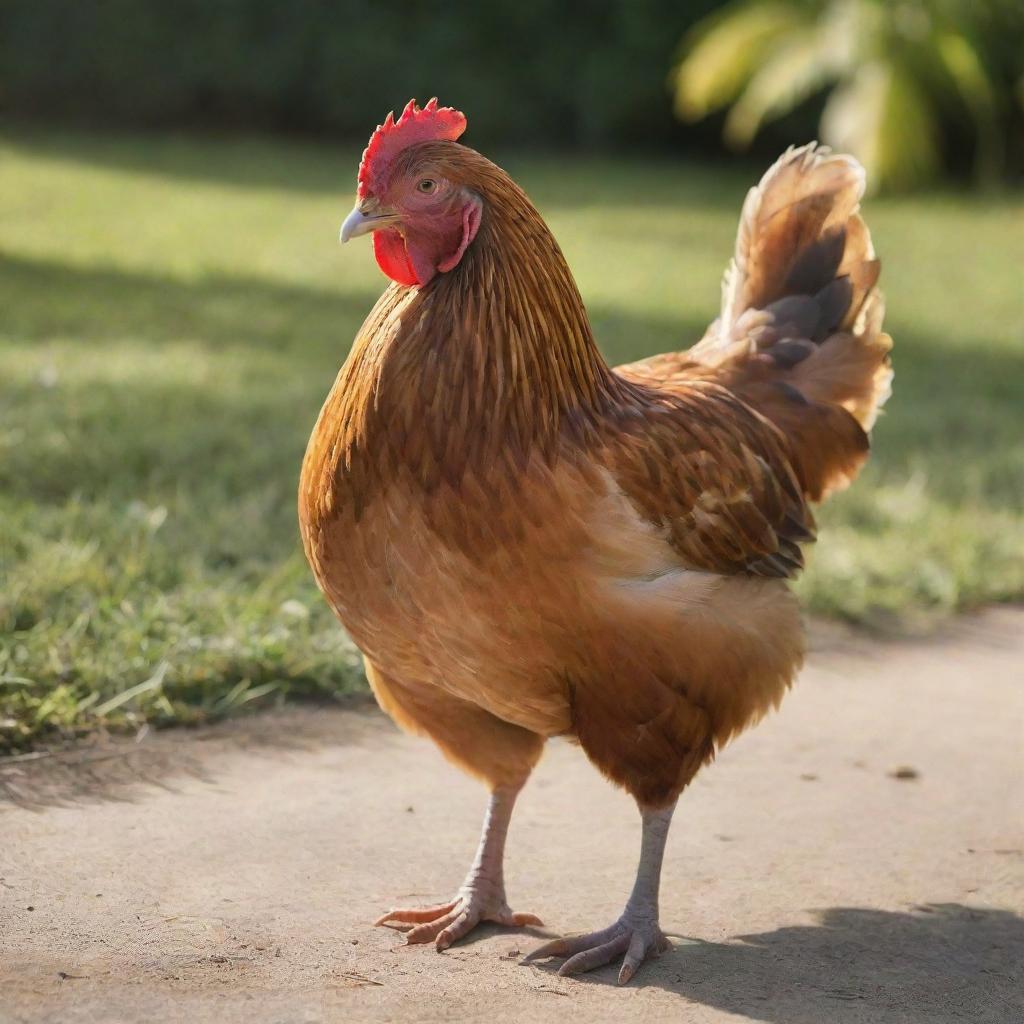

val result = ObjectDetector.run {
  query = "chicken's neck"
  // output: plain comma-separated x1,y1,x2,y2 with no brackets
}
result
334,182,625,491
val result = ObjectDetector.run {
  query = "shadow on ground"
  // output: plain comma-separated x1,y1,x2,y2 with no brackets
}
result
0,700,384,812
538,903,1023,1024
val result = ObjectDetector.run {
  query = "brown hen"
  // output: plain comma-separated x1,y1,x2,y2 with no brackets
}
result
299,100,892,984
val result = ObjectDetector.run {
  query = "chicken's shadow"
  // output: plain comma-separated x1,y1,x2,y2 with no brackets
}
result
531,902,1023,1023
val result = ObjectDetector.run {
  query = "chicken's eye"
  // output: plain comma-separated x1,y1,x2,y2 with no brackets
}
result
417,178,437,194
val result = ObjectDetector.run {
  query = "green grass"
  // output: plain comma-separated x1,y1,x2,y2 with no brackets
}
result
1,131,1022,752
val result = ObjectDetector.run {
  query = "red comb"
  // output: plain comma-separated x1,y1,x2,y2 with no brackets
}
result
357,98,467,198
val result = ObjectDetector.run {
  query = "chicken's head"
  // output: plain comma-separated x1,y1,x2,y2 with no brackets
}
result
340,99,482,288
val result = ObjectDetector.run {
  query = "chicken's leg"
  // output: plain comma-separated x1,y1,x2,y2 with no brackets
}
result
523,802,675,984
376,782,542,950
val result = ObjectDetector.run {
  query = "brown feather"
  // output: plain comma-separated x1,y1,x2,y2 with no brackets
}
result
299,140,890,807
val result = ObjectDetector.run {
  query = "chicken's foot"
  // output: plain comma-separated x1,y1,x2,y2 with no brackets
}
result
522,802,675,984
375,782,542,950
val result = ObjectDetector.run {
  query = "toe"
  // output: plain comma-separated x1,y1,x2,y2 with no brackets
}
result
523,919,668,983
617,930,648,985
497,910,544,928
435,908,477,951
375,900,457,928
521,936,576,964
381,894,542,951
521,926,617,965
559,933,631,976
405,908,460,945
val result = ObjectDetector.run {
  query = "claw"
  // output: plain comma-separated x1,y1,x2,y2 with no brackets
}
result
617,929,647,985
522,916,668,983
406,908,461,945
375,900,457,929
521,927,615,965
520,939,568,964
504,911,544,928
435,908,473,950
375,892,541,952
559,933,630,976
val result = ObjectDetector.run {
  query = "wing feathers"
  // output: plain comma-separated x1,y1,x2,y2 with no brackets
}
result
605,379,815,578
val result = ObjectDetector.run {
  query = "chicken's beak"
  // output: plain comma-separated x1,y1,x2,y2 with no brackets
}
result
340,198,399,243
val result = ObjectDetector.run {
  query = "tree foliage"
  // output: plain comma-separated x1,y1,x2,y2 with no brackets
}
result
0,0,719,148
674,0,1024,190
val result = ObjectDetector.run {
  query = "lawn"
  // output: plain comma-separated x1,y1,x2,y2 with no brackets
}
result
1,131,1022,752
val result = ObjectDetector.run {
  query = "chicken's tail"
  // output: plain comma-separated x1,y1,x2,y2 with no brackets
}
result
691,143,893,502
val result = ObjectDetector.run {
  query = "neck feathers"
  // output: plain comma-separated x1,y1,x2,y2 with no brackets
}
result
329,157,620,495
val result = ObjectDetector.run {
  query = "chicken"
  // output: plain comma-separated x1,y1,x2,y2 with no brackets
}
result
298,99,892,984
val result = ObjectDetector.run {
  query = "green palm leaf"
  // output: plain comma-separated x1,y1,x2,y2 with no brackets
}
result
822,61,941,191
723,29,836,147
933,30,1002,183
673,1,807,120
673,0,1017,191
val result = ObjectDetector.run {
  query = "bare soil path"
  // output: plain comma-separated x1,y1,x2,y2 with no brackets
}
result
2,610,1022,1023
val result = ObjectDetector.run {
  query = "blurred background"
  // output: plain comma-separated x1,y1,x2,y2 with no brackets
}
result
1,0,1022,751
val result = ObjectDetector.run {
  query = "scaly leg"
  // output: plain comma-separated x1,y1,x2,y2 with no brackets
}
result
376,782,542,950
523,801,675,984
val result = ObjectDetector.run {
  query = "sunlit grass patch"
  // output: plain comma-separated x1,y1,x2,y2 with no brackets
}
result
1,130,1021,750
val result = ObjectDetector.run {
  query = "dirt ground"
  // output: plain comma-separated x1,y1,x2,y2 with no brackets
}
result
2,610,1022,1024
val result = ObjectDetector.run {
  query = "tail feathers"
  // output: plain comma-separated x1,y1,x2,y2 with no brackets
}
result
721,143,868,330
788,290,892,431
691,143,893,499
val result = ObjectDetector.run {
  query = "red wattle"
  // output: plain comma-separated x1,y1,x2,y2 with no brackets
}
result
373,229,420,287
371,199,482,288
